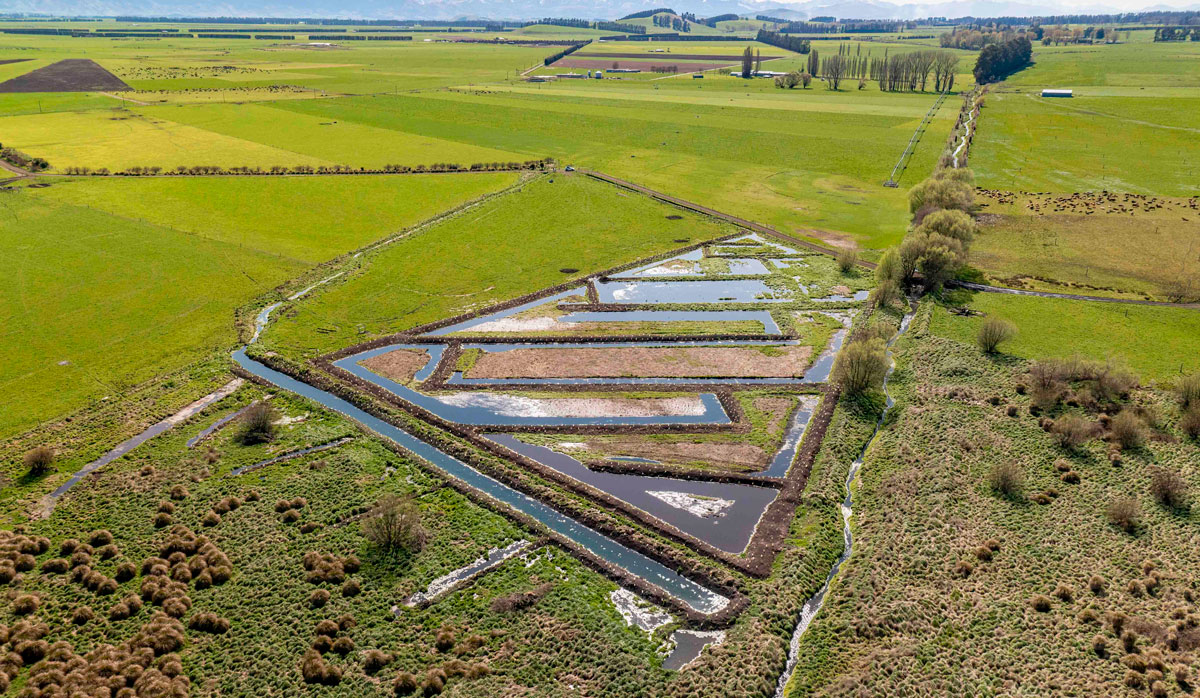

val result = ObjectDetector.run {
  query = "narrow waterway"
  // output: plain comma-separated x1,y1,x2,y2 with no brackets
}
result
233,306,730,614
772,306,917,697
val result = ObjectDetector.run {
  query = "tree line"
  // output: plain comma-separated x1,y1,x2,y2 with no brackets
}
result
700,13,739,27
973,36,1032,84
543,42,587,66
651,14,691,31
755,30,812,54
766,45,958,92
530,18,646,34
1154,26,1200,41
617,8,675,20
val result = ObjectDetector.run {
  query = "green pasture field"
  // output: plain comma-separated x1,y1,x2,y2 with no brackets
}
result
969,193,1200,300
0,109,331,171
0,192,300,438
134,102,529,169
1003,39,1200,87
0,172,517,437
260,173,737,357
27,172,519,264
0,32,554,94
267,83,954,250
789,305,1200,695
970,89,1200,195
929,292,1200,382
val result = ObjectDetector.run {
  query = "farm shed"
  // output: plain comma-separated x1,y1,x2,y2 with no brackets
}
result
1041,89,1073,98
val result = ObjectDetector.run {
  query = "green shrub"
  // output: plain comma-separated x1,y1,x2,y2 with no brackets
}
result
832,338,889,395
976,316,1016,354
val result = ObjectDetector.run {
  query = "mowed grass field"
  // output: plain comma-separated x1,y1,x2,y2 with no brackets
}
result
261,173,737,357
0,173,517,437
930,292,1200,382
971,41,1200,194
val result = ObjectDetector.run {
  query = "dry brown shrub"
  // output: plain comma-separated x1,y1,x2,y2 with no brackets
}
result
23,446,55,475
1107,496,1141,533
987,461,1024,498
1181,407,1200,439
1150,468,1189,510
1052,414,1095,449
1110,409,1146,448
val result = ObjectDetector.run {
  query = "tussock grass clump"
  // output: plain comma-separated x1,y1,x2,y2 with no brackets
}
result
1178,374,1200,410
301,649,341,685
836,247,858,273
309,589,330,608
1053,584,1074,602
1089,575,1106,595
1092,634,1108,656
954,560,974,577
1181,407,1200,439
169,485,188,500
1029,594,1053,612
490,583,554,613
188,612,230,634
363,649,393,675
303,552,354,585
394,671,419,696
342,579,361,597
435,627,455,652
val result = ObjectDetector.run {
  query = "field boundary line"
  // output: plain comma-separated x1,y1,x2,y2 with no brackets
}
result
949,280,1200,309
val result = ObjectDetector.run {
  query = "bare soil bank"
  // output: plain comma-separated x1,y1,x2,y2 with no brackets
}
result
359,347,429,383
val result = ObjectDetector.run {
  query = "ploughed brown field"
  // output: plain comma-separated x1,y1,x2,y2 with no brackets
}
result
573,52,783,61
466,345,812,379
0,58,131,92
551,58,740,73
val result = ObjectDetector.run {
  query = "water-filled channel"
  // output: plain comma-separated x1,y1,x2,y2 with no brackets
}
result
233,347,729,613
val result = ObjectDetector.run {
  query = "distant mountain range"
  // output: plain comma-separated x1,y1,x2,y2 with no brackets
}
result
6,0,1198,22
